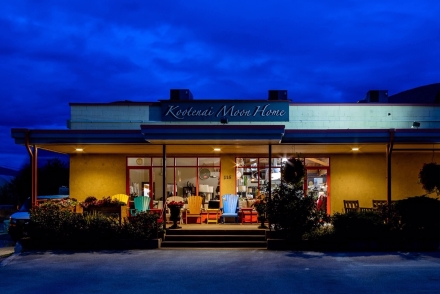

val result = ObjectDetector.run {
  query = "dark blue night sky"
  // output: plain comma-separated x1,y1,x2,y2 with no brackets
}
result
1,1,440,169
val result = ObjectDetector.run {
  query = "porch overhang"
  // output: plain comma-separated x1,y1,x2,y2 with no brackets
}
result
140,124,286,143
11,129,148,144
280,129,440,144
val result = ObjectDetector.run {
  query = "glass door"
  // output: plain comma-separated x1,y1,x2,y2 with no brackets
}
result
129,168,152,198
304,157,329,214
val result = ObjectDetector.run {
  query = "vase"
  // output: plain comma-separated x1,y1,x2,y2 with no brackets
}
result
169,206,181,229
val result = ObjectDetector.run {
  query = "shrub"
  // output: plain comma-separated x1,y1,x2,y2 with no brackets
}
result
266,181,322,241
29,200,77,243
331,210,387,241
122,212,164,240
28,200,162,249
390,196,440,239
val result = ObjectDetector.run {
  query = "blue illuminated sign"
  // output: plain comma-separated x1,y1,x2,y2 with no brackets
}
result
161,101,289,122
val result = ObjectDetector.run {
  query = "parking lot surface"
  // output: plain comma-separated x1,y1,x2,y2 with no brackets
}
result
1,249,440,293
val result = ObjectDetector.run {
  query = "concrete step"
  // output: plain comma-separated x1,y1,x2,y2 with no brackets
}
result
161,240,267,248
164,234,266,242
162,229,267,248
165,229,266,236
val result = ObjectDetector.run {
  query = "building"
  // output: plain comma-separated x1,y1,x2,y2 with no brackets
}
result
10,84,440,216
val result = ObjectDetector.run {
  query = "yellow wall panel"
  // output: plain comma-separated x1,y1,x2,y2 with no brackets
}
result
221,155,237,196
70,154,126,202
392,152,436,199
330,154,386,214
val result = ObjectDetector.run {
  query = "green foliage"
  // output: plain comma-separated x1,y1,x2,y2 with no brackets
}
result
282,157,305,185
122,212,164,240
28,200,161,249
80,196,126,209
387,196,440,239
331,211,387,241
266,181,322,241
29,200,78,242
418,163,440,195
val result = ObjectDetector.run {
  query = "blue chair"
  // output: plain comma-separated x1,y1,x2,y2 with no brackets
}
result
130,196,151,216
220,194,239,223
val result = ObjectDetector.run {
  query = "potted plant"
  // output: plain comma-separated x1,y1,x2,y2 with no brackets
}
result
252,198,268,229
167,201,184,229
80,196,127,224
418,162,440,195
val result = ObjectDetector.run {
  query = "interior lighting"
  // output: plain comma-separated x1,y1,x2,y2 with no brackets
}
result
214,148,221,151
351,147,359,151
75,148,84,152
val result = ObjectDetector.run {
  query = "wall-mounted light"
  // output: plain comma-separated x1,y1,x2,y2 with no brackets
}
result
351,147,359,151
213,148,221,151
412,121,421,129
75,148,83,152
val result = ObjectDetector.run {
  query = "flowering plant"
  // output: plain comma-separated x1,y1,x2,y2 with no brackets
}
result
167,201,184,208
57,198,78,208
80,196,126,209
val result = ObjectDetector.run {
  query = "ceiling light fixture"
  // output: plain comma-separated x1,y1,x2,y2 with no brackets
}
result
75,148,83,152
213,148,221,151
352,147,359,151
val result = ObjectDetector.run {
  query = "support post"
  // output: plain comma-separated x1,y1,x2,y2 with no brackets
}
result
25,131,38,208
268,144,272,230
386,129,395,208
162,145,167,227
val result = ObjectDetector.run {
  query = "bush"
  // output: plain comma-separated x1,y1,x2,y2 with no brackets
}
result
28,200,161,249
389,196,440,239
266,181,322,241
122,212,164,240
331,210,387,241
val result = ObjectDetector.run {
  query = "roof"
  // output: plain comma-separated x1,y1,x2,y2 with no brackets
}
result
389,83,440,103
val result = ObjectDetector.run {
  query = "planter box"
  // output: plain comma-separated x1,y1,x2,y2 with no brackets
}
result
84,206,128,224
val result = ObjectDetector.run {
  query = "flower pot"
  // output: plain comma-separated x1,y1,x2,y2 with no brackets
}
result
169,206,182,229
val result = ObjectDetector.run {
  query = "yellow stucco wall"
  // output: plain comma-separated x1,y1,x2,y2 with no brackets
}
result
221,155,237,195
330,154,387,214
391,152,436,199
330,152,437,215
67,152,435,211
70,154,126,202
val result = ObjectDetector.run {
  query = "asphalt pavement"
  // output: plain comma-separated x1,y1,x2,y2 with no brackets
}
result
1,247,440,293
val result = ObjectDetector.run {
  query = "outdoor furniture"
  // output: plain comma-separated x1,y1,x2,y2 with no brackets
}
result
240,208,256,224
343,200,359,213
185,196,203,224
206,200,221,224
220,194,239,223
206,209,221,224
111,194,129,205
372,200,387,209
130,196,150,216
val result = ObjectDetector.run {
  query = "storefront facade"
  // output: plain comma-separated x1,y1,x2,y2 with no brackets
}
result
11,88,440,215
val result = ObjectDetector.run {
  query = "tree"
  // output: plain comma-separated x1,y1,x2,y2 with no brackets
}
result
265,157,323,240
0,158,69,205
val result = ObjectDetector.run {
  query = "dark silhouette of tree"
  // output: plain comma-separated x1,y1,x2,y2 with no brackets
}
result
0,158,69,205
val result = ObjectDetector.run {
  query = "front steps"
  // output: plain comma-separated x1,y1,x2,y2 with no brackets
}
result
161,228,267,248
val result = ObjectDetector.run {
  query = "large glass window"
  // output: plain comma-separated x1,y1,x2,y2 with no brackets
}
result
235,157,329,214
127,157,221,207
